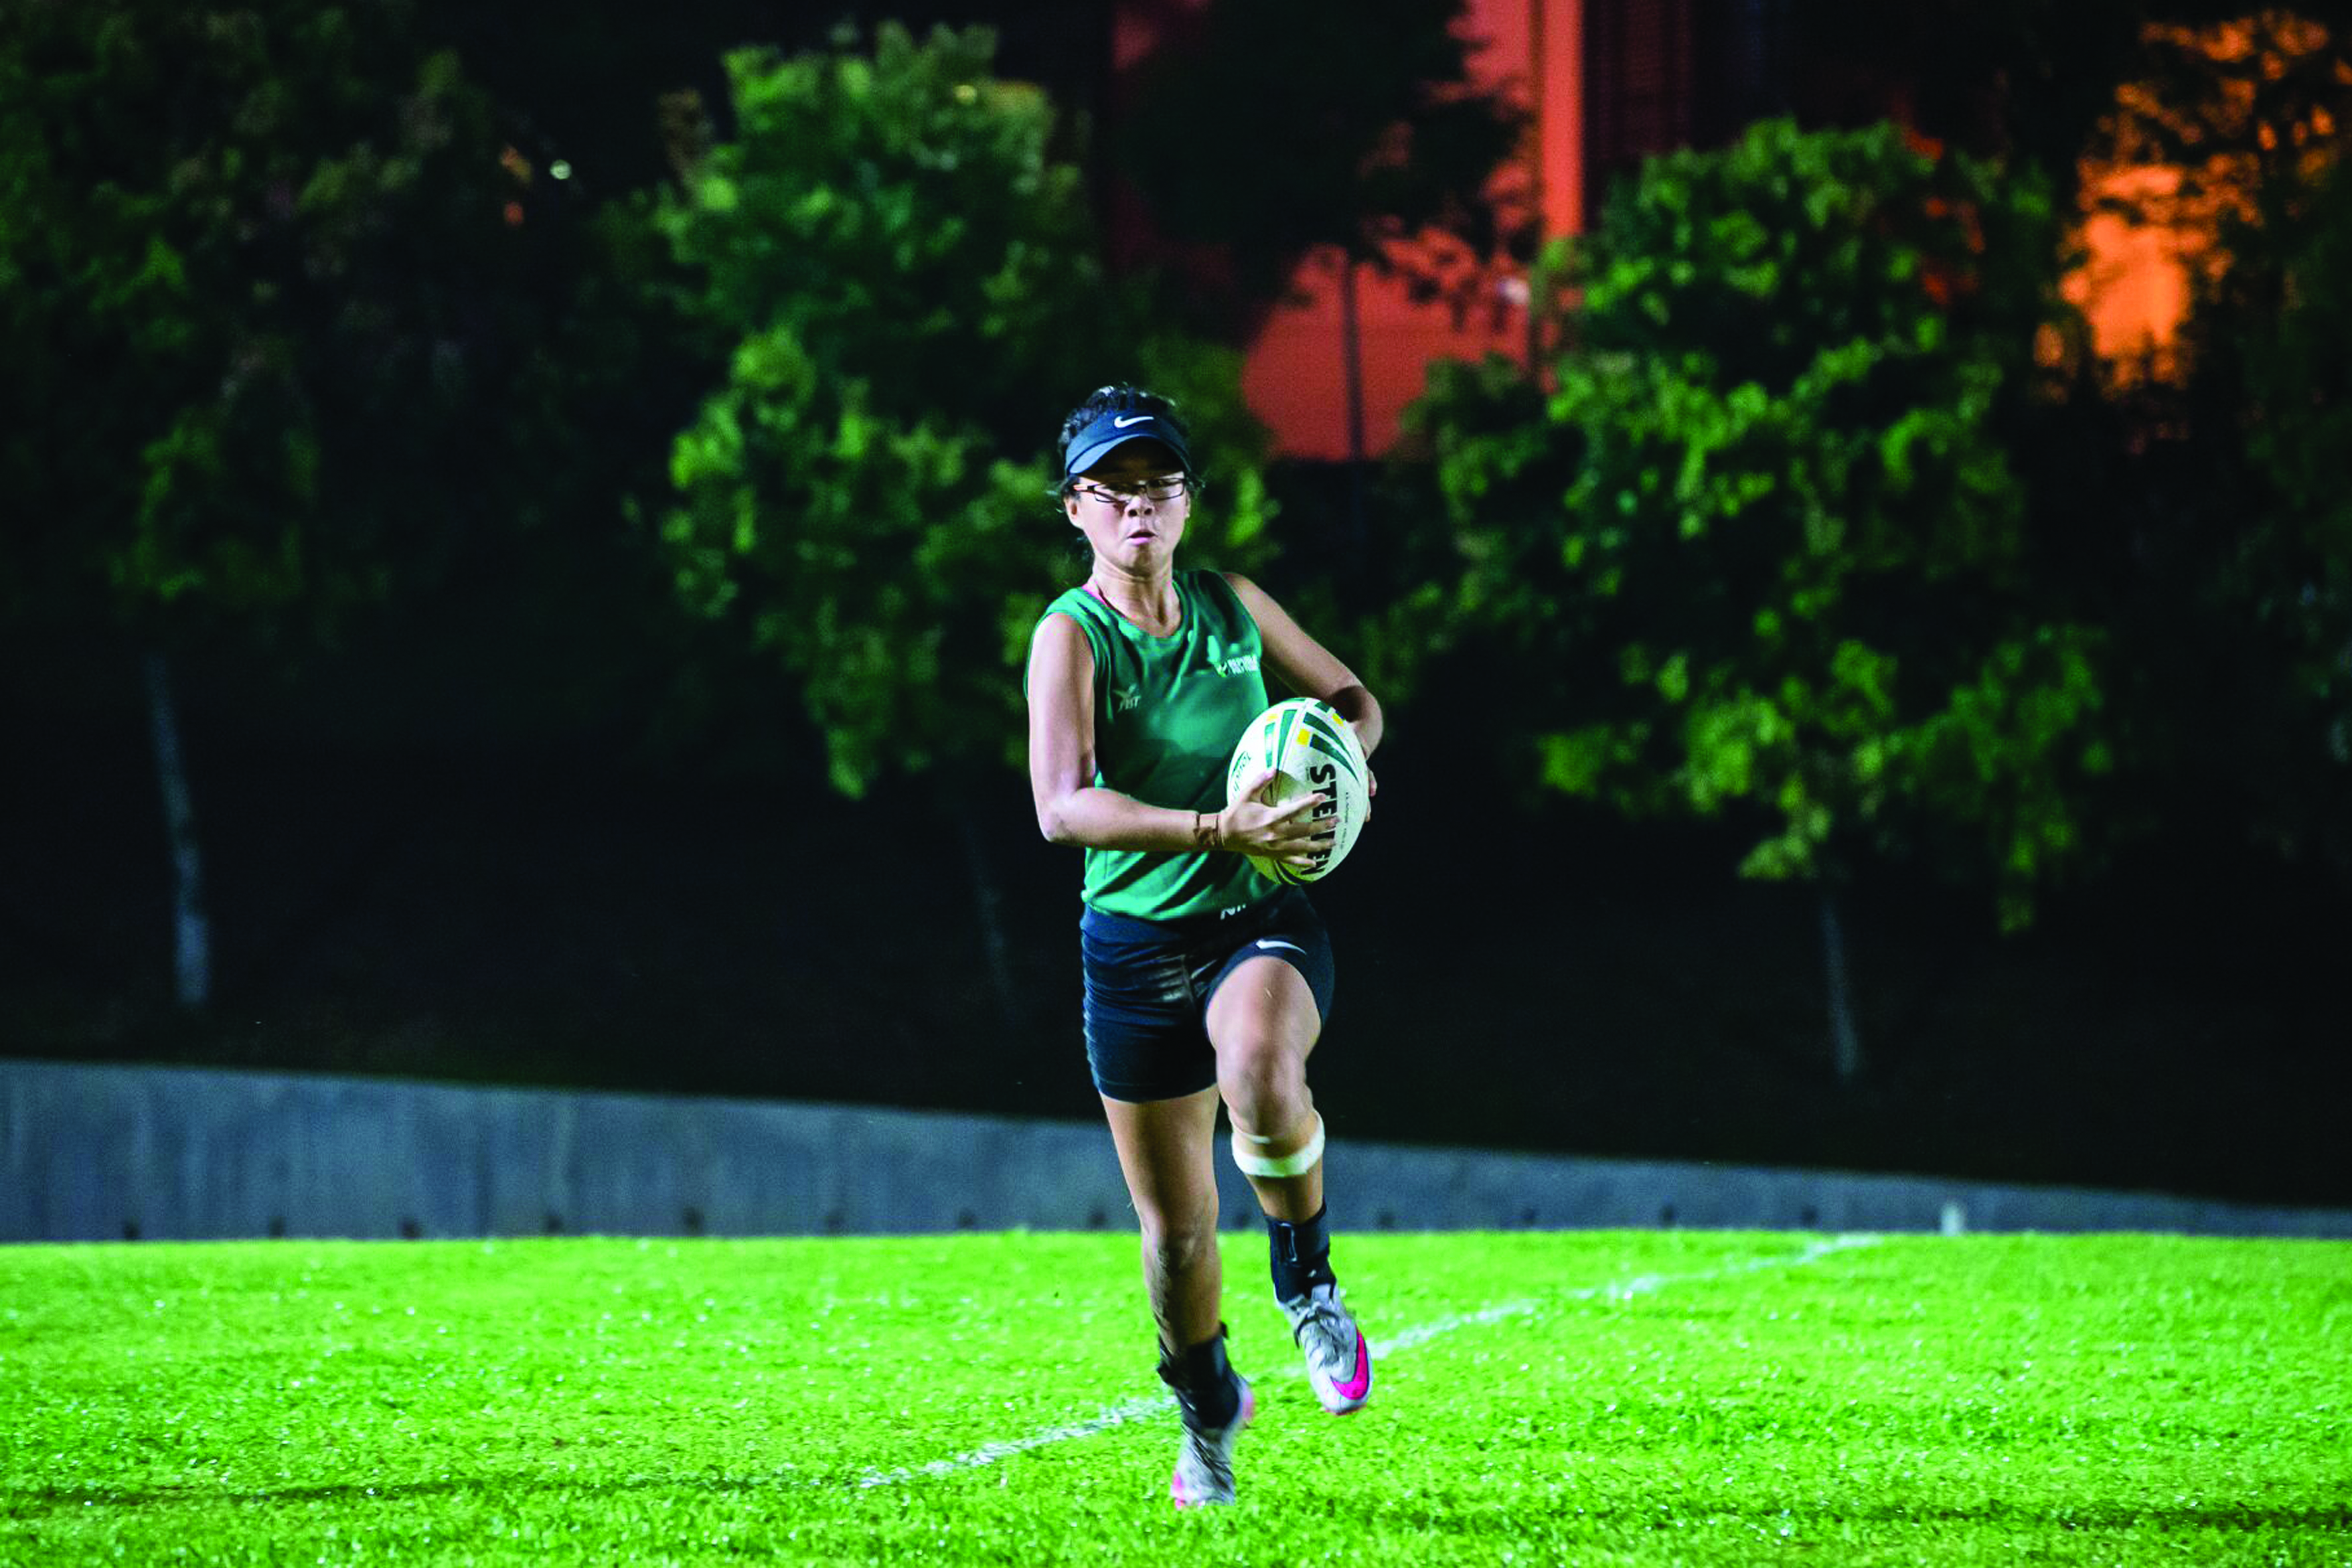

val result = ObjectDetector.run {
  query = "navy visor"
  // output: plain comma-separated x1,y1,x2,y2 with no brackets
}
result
1061,410,1194,484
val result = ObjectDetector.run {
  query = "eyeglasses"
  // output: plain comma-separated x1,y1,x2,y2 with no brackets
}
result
1069,476,1190,506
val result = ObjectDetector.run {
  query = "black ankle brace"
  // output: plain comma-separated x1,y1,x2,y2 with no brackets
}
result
1267,1204,1336,1300
1156,1324,1240,1429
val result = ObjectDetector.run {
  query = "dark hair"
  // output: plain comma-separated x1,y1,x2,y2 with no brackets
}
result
1054,383,1197,498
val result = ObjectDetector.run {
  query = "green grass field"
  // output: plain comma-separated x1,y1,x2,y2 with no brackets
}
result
3,1231,2347,1566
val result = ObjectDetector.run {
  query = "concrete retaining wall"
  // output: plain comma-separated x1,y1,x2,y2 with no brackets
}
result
5,1059,2347,1242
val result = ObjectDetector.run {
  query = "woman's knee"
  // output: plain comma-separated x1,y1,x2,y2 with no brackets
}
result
1217,1037,1309,1134
1138,1204,1218,1277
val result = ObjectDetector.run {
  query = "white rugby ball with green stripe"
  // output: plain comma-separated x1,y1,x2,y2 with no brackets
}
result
1224,698,1371,885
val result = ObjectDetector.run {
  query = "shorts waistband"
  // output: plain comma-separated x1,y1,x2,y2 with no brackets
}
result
1079,893,1289,945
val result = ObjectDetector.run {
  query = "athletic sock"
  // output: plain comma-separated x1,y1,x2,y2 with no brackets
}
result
1157,1324,1241,1429
1267,1203,1337,1301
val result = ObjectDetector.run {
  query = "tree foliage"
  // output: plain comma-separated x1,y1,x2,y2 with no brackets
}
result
1781,0,2265,189
2240,157,2352,789
648,24,1273,797
2140,13,2351,862
1417,120,2111,925
0,0,577,647
2059,13,2352,868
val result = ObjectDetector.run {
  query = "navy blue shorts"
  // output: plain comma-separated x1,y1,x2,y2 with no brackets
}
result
1079,888,1336,1103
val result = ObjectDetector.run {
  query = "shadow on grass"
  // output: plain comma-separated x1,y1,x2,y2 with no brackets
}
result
11,1479,2351,1537
6,1466,837,1516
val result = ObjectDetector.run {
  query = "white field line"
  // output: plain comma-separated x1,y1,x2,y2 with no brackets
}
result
853,1233,1881,1490
1374,1231,1881,1356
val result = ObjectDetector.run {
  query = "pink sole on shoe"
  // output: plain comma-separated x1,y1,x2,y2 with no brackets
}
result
1168,1383,1257,1508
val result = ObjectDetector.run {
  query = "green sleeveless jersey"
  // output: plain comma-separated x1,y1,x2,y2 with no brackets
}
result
1035,569,1276,921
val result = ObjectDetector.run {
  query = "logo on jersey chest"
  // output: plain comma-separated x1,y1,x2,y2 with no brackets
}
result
1111,682,1142,715
1204,636,1260,678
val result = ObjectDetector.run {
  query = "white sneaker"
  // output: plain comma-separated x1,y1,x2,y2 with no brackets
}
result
1170,1375,1255,1508
1281,1283,1372,1414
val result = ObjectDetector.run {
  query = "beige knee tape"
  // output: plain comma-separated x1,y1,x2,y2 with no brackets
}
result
1231,1113,1325,1179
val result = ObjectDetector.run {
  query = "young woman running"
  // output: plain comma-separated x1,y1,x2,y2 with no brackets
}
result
1024,383,1382,1508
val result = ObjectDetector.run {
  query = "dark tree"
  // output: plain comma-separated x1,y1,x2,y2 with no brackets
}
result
647,25,1278,1029
2069,12,2352,870
1413,121,2106,1078
0,0,614,1011
1111,0,1528,553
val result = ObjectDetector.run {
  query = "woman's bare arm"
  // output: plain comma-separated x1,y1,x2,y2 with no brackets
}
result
1026,611,1322,862
1226,572,1384,765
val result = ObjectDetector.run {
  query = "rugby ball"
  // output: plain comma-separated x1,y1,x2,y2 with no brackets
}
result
1224,698,1372,885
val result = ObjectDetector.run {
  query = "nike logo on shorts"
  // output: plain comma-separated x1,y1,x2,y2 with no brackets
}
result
1255,939,1305,955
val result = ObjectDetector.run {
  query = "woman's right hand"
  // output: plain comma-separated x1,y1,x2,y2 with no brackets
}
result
1218,767,1330,869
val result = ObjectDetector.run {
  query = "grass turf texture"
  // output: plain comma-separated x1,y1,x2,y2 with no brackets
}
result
3,1233,2346,1566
